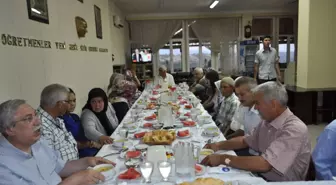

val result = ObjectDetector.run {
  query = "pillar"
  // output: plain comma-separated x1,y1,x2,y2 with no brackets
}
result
297,0,336,88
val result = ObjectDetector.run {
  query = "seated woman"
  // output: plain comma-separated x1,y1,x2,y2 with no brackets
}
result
60,88,101,157
202,69,220,114
81,88,119,145
107,73,134,122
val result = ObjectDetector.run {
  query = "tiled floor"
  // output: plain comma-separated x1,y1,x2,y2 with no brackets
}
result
308,123,328,149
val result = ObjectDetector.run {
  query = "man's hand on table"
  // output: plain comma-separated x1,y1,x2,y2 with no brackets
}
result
62,169,105,185
200,154,225,167
99,136,114,145
85,157,116,167
203,142,221,152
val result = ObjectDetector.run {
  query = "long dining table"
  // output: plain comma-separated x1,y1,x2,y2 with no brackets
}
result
95,84,266,185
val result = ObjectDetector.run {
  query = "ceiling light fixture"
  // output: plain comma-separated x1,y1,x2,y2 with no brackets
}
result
209,0,219,9
174,21,197,35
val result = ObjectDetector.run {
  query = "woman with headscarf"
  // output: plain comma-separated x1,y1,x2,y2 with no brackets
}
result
81,88,119,145
108,71,140,104
107,73,133,122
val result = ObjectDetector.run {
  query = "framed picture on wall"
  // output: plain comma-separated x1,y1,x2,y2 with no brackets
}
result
94,5,102,39
26,0,49,24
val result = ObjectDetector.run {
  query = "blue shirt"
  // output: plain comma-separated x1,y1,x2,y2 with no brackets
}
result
312,120,336,180
60,113,98,158
0,137,65,185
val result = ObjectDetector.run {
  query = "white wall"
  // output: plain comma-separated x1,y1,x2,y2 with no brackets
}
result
109,0,130,66
0,0,128,113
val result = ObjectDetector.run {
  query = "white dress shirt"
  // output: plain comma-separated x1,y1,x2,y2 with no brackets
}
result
155,73,175,89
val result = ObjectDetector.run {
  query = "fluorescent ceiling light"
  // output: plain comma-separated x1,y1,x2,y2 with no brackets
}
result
174,21,197,35
209,0,219,9
31,8,41,14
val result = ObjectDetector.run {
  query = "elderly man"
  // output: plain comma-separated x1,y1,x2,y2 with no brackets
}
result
202,82,311,181
0,99,113,185
36,84,78,161
226,77,261,156
189,67,208,93
213,77,239,135
156,65,175,88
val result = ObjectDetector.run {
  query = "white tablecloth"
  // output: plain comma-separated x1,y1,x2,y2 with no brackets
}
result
95,89,264,185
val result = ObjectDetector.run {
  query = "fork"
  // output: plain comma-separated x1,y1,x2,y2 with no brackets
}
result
102,148,127,158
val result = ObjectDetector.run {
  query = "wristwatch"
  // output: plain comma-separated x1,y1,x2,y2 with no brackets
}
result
224,158,231,165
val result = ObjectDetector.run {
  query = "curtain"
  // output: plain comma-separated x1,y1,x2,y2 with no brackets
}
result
129,20,182,53
191,18,240,74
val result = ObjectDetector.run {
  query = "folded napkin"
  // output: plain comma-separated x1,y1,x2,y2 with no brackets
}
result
208,165,250,174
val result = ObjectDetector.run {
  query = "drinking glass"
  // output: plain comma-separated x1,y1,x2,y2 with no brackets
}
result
140,161,154,183
158,160,172,182
119,128,128,139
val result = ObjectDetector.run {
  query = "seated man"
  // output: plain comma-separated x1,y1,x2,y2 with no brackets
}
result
226,77,261,156
202,81,311,181
213,77,239,135
155,65,175,89
36,84,78,161
189,67,208,97
0,99,113,185
312,119,336,180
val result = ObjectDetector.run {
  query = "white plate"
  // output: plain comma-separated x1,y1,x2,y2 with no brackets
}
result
93,164,116,181
120,151,142,159
177,130,192,139
112,139,127,148
200,149,214,156
195,164,206,176
134,144,149,151
203,126,219,135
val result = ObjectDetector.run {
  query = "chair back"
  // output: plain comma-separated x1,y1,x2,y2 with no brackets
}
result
305,156,316,181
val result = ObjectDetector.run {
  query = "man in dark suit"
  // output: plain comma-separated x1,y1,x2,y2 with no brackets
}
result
132,49,142,62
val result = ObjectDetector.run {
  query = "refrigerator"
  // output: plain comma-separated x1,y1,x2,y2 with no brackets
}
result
239,40,259,77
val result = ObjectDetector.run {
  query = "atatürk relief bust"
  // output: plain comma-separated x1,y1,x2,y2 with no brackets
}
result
75,16,87,38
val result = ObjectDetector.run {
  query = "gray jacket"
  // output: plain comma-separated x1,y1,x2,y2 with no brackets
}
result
81,103,119,142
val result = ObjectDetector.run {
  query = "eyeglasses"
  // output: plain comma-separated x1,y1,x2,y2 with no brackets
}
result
13,114,38,125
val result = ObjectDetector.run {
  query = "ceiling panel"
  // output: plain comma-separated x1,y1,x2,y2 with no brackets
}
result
113,0,298,14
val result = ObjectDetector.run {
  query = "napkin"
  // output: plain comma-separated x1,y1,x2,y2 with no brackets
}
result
208,165,250,174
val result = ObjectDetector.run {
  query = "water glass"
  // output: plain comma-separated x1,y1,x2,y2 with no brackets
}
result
158,160,172,182
140,161,154,183
119,128,128,139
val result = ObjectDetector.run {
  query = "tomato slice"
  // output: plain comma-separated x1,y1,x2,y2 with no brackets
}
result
134,132,146,138
143,123,153,128
126,151,141,158
195,164,202,172
178,130,190,137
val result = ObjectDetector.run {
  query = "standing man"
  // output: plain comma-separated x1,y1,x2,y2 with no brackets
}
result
254,36,281,84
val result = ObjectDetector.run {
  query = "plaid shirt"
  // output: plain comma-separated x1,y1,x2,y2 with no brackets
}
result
37,107,78,161
215,93,240,133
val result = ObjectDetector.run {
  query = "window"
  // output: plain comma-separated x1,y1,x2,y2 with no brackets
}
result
202,43,211,68
189,42,200,71
159,48,170,69
159,41,182,73
278,36,295,66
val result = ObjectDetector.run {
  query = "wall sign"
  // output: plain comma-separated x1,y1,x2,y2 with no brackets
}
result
1,33,108,53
